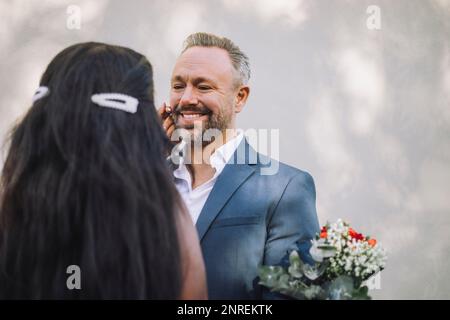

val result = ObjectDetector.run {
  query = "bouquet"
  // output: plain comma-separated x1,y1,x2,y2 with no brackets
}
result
259,219,387,300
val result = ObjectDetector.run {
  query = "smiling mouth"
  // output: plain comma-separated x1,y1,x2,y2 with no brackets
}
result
181,113,207,119
177,110,211,119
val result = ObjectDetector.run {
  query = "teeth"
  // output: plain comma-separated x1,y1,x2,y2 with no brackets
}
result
183,113,202,119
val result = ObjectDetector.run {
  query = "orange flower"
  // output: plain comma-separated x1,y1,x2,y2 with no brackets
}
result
319,226,328,238
368,239,377,247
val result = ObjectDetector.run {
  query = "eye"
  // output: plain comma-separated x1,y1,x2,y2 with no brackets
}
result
172,83,185,90
198,85,212,91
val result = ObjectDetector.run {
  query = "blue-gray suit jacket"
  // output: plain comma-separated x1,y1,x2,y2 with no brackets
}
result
176,138,320,299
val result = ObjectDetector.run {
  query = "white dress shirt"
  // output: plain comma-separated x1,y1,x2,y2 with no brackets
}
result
173,133,244,224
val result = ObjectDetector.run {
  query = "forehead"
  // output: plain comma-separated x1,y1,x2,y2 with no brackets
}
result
172,46,235,83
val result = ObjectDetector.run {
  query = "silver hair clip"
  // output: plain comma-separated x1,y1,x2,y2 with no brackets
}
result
32,86,50,103
91,93,139,114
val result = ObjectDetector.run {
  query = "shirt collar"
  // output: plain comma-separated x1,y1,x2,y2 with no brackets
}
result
209,132,244,174
173,132,244,180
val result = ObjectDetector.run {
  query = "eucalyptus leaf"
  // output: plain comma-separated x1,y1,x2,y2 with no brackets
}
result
288,251,305,278
351,285,371,300
326,276,355,300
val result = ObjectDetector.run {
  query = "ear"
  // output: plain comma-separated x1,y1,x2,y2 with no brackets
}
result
235,85,250,113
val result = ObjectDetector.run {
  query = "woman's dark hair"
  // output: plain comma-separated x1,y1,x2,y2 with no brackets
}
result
0,42,183,299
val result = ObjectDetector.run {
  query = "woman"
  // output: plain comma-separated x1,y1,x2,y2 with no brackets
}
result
0,42,207,299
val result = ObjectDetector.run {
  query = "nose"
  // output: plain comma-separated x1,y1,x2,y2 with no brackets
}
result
178,84,198,107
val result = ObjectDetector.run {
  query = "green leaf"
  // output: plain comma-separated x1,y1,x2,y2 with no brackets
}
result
351,285,371,300
288,251,305,279
258,266,287,289
302,261,328,281
317,245,338,253
302,285,324,300
326,276,355,300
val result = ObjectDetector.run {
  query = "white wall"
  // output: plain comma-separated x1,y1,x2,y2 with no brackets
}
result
1,0,449,299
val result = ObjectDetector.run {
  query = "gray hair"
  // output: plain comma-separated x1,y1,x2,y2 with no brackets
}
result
181,32,251,86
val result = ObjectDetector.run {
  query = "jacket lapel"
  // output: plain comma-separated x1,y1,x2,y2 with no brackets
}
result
196,139,258,241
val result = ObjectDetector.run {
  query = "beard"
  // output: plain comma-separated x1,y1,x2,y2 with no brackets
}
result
173,105,232,146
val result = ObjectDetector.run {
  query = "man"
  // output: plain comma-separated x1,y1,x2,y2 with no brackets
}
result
159,32,320,299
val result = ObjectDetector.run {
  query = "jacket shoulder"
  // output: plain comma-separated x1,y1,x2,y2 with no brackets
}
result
256,152,314,183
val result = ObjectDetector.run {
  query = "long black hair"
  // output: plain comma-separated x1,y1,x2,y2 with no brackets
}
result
0,42,183,299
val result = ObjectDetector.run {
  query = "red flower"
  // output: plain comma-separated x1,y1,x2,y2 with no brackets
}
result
348,228,364,241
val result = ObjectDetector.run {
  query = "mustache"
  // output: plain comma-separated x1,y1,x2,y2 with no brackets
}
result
173,105,212,115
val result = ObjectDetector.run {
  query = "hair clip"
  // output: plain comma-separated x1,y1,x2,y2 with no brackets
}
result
32,86,50,103
91,93,139,114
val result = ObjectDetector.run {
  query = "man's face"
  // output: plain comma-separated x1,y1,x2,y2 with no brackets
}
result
170,47,237,143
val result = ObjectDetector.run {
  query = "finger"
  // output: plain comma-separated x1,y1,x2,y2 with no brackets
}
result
167,124,176,140
158,102,169,120
163,116,174,131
